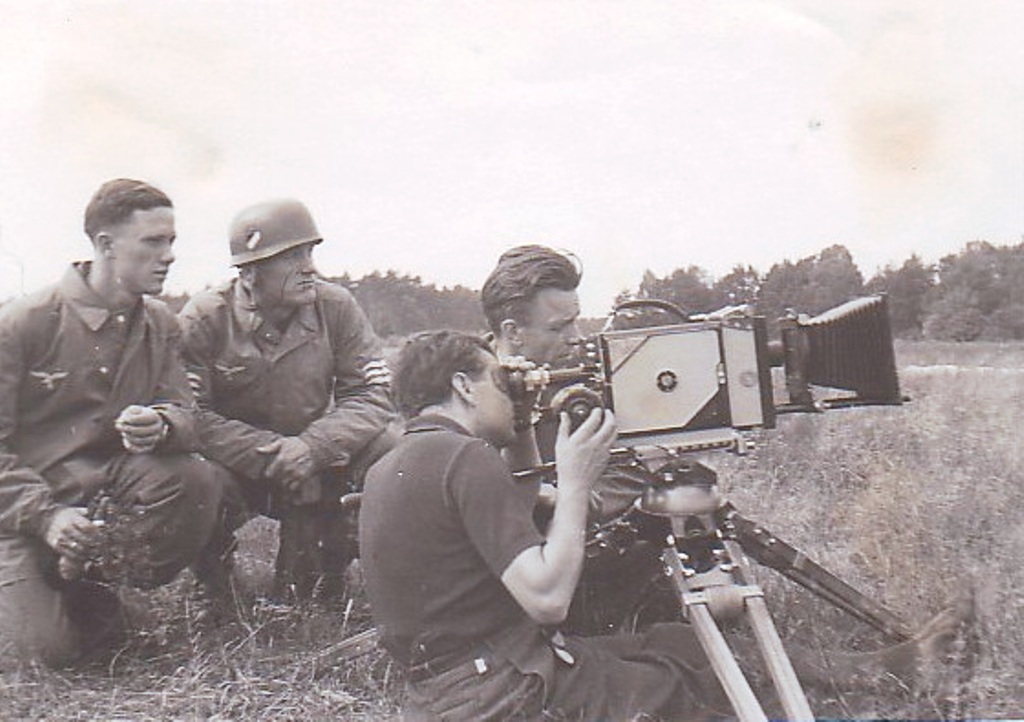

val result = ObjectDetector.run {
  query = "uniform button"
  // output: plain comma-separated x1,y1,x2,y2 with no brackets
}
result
116,314,125,323
99,366,109,374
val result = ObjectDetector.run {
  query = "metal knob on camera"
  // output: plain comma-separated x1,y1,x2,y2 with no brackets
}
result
549,384,604,431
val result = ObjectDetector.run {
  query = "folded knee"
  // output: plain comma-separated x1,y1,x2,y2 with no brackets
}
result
107,455,226,586
0,608,82,667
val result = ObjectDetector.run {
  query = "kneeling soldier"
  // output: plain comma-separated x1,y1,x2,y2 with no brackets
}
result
0,179,229,665
179,199,395,602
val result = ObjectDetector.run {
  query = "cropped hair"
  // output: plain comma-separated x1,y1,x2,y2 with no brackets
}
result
83,179,173,241
480,245,581,333
394,330,493,419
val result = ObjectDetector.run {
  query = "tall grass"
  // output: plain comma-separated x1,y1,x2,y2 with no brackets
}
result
716,340,1024,718
2,341,1022,719
0,520,403,720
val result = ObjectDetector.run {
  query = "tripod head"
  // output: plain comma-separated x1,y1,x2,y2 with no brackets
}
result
636,456,722,517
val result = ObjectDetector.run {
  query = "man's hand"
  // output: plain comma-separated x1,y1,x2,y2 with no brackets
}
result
554,408,617,496
115,405,167,454
43,507,101,562
257,437,319,502
498,355,542,432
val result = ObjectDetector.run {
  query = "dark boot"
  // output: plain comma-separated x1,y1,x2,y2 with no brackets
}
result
65,580,128,660
272,504,322,602
315,503,358,601
192,528,240,623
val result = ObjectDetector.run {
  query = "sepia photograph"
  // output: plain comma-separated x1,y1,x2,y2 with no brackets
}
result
1,1,1022,719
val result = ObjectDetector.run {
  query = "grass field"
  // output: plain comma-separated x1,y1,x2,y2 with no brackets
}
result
2,340,1023,719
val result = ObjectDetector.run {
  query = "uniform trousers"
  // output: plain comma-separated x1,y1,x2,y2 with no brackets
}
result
219,426,398,601
0,452,224,665
402,619,721,722
225,465,359,601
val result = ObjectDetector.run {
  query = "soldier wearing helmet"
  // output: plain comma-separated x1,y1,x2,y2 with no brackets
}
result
179,199,396,604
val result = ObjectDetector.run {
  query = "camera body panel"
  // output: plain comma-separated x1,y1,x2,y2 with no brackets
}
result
599,316,774,449
524,295,901,456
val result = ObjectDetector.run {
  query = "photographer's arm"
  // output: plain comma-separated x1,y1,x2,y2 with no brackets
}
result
501,409,616,625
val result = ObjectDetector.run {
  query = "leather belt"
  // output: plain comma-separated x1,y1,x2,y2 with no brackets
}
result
405,648,491,683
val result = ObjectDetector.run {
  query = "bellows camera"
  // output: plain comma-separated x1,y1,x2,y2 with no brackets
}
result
510,295,902,453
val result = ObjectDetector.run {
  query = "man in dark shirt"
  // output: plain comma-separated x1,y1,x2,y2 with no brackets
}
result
0,179,229,664
361,330,719,720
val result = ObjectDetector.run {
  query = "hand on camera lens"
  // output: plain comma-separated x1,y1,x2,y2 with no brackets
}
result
500,356,542,430
554,408,617,494
500,355,535,373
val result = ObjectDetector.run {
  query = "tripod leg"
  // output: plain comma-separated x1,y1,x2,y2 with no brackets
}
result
661,548,768,722
721,504,913,641
745,594,814,722
688,602,769,722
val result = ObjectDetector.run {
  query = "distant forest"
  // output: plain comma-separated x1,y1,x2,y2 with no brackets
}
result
146,239,1023,342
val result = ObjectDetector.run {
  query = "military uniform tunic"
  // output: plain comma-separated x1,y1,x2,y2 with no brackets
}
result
0,263,225,663
179,277,394,599
179,277,394,494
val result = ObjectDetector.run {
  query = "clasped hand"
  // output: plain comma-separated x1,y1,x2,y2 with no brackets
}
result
257,437,319,503
44,507,101,562
115,404,167,454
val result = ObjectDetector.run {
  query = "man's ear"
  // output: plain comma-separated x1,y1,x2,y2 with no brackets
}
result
498,318,524,349
238,264,256,290
451,371,475,406
94,232,115,258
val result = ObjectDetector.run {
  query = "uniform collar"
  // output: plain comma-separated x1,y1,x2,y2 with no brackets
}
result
405,414,475,438
59,262,141,331
230,278,319,335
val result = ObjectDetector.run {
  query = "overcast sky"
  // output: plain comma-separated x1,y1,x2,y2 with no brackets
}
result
1,1,1022,315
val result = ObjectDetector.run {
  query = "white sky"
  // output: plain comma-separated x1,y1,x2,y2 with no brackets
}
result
1,0,1022,315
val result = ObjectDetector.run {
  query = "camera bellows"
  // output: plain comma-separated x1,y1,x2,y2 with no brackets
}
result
797,295,902,406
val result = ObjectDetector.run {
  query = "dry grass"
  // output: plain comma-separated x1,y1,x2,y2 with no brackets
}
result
717,339,1024,718
0,520,402,720
3,340,1024,719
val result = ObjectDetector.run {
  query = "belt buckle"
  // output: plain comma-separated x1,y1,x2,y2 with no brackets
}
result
408,650,490,682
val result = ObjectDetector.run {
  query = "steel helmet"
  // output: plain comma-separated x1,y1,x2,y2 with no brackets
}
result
229,199,323,266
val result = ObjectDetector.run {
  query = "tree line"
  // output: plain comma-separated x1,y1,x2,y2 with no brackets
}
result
629,241,1024,341
45,239,1024,342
